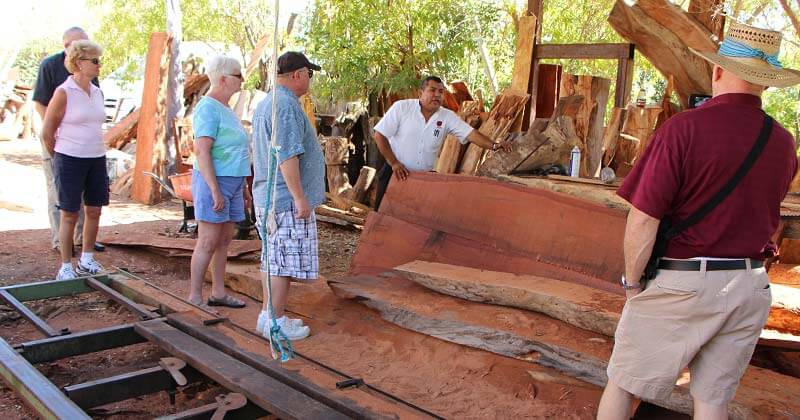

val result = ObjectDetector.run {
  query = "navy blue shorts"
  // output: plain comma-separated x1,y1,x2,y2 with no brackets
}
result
53,152,109,213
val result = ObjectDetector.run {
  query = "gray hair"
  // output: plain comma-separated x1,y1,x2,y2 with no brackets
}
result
205,55,242,86
63,27,87,41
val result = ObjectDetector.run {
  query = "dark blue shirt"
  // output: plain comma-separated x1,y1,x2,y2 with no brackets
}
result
33,52,99,106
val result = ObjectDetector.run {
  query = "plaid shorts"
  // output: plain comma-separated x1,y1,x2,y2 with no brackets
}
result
255,205,319,280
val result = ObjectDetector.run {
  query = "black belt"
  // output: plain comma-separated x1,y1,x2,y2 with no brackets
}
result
657,259,763,271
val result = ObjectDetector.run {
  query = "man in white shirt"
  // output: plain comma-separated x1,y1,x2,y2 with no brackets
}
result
373,76,512,208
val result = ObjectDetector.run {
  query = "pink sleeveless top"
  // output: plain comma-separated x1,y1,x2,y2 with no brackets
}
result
54,76,106,158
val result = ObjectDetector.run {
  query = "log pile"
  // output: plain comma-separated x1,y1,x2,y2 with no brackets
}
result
460,89,529,175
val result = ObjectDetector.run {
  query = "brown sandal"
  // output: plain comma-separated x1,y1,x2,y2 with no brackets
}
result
207,294,246,308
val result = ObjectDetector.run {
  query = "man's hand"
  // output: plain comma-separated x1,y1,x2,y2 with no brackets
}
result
294,196,311,219
211,188,225,212
498,138,514,153
391,162,409,181
625,287,643,300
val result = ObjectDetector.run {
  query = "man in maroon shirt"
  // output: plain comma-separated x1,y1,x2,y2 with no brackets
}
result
597,22,800,420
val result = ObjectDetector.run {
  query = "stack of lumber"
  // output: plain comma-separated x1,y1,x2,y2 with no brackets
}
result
459,89,529,175
434,96,484,174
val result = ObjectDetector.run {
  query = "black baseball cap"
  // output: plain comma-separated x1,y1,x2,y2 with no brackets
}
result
277,51,321,75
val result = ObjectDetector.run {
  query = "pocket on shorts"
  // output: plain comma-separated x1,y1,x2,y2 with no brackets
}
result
654,274,699,295
277,238,313,271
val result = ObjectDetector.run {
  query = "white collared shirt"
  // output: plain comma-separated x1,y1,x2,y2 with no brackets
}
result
374,99,474,171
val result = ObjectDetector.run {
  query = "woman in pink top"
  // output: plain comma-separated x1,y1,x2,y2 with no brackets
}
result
41,40,108,281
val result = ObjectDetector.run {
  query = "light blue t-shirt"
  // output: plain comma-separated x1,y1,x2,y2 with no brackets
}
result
192,96,251,177
252,85,325,213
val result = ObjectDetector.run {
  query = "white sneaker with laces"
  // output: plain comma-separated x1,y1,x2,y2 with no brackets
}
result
56,265,78,281
256,312,303,334
261,316,310,341
77,257,104,275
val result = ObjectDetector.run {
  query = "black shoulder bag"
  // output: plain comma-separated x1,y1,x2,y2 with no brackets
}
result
641,114,774,283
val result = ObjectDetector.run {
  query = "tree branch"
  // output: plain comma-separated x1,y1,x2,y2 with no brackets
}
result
778,0,800,38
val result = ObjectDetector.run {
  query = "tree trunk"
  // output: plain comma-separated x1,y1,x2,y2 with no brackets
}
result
559,75,611,177
351,166,376,204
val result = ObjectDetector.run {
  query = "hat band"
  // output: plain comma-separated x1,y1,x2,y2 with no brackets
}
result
719,38,783,69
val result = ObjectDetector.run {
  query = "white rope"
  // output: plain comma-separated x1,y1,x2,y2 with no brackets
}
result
262,0,282,360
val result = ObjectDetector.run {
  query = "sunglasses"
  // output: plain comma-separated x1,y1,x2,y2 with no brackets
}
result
80,58,101,65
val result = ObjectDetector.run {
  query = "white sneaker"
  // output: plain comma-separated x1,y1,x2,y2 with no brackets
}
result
56,265,78,281
256,312,303,334
261,316,310,341
77,258,104,275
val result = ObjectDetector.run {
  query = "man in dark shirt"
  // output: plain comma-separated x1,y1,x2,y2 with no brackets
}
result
33,27,103,252
597,22,799,419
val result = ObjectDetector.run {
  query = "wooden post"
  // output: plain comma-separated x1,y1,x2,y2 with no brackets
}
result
523,0,544,130
131,32,172,205
509,14,538,132
351,166,376,204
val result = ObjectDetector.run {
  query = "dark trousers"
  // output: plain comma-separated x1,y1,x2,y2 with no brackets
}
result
375,164,393,210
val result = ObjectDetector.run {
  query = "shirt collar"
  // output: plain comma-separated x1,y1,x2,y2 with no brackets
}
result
704,93,762,109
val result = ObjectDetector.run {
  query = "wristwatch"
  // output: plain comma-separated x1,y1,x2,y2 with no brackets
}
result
620,275,642,290
491,142,499,151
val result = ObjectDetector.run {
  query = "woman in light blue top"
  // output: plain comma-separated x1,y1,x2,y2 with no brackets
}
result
188,55,251,309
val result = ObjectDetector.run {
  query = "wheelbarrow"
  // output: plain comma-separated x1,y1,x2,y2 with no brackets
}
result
143,171,196,233
143,171,254,238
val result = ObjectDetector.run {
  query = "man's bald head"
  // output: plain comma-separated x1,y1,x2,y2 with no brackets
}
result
62,27,88,51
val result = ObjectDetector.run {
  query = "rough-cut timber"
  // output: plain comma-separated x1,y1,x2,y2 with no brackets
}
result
360,172,627,291
476,131,548,177
689,0,725,40
326,165,351,196
395,261,624,336
328,274,800,419
515,115,581,173
104,109,140,150
322,136,349,165
434,135,465,174
636,0,720,54
459,90,529,175
510,15,538,131
608,0,712,107
621,104,662,162
351,166,376,204
600,107,626,170
132,32,172,205
559,75,611,177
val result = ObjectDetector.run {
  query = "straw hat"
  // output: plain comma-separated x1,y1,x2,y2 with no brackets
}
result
691,21,800,88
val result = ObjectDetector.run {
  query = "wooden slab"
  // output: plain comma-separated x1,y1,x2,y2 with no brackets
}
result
395,261,624,336
97,233,261,258
376,172,627,288
135,319,350,420
132,32,172,205
328,274,800,419
166,312,425,419
203,262,264,301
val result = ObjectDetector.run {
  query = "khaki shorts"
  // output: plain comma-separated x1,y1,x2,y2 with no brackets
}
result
607,261,771,405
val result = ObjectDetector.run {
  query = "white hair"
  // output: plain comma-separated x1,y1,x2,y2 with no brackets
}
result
205,55,242,86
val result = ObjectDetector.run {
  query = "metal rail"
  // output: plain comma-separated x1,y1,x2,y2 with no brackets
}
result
0,289,67,337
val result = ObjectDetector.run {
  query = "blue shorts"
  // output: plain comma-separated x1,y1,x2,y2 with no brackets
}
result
191,169,245,223
53,152,109,213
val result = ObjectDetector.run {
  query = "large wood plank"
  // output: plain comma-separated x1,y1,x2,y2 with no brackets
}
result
510,15,537,131
132,32,172,205
135,319,349,420
395,261,624,336
328,274,800,419
536,43,635,60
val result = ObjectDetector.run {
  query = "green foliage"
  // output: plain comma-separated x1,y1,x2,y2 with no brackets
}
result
12,39,62,86
302,0,509,104
87,0,274,85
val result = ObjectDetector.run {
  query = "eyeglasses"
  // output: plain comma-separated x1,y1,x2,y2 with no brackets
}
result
80,58,101,65
296,68,313,79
